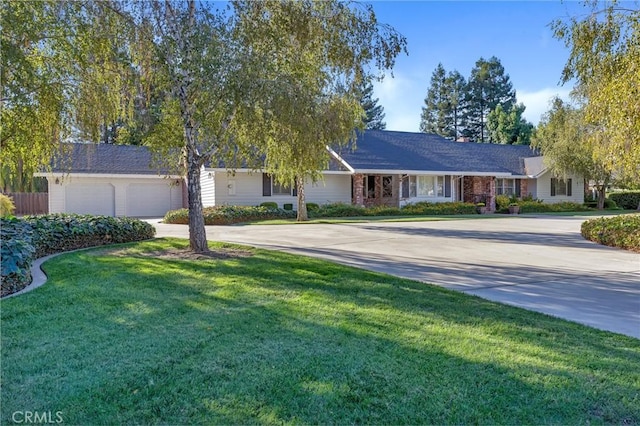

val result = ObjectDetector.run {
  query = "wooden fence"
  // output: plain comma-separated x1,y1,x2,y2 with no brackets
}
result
5,193,48,215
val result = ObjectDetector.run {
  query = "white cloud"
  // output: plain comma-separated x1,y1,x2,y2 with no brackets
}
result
373,73,422,132
517,87,572,125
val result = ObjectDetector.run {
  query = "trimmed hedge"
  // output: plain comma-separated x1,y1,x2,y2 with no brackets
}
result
581,214,640,252
1,214,155,297
609,191,640,210
163,205,296,225
309,201,478,218
518,201,592,214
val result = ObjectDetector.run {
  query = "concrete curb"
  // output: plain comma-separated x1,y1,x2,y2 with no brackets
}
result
2,253,61,300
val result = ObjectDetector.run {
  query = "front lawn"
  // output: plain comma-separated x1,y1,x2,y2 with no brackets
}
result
2,239,639,424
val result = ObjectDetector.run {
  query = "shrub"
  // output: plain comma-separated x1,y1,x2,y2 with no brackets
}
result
609,191,640,210
581,214,640,252
306,203,319,212
259,202,278,209
401,201,478,215
0,194,15,218
0,218,35,296
164,206,295,225
311,203,367,218
495,195,511,213
518,201,592,214
1,214,155,297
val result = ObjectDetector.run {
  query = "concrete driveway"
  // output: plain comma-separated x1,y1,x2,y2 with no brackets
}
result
151,216,640,339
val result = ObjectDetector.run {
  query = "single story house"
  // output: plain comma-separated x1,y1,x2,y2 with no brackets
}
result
37,130,584,216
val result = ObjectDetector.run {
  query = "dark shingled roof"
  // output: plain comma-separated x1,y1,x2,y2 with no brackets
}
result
52,143,171,175
335,130,540,175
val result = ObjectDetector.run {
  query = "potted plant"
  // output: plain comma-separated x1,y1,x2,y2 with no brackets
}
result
476,202,486,214
508,203,520,214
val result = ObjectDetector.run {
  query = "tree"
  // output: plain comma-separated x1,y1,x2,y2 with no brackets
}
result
420,63,451,137
359,79,386,130
445,70,467,140
532,97,611,209
233,0,406,221
0,1,133,192
487,103,534,145
464,56,516,143
552,1,640,183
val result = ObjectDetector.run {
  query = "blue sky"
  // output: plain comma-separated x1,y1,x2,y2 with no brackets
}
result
368,1,587,131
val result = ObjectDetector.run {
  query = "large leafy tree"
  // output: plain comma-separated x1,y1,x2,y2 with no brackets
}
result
464,56,516,143
552,1,640,182
532,97,611,209
359,79,386,130
486,103,534,145
0,1,134,192
233,0,406,221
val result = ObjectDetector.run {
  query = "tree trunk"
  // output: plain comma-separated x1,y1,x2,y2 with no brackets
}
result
185,145,209,253
296,176,308,221
596,184,606,210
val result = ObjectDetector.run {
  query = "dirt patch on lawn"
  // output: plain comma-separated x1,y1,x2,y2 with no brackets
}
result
96,246,254,261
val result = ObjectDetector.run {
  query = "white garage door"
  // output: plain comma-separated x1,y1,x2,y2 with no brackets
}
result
66,184,115,216
127,183,173,217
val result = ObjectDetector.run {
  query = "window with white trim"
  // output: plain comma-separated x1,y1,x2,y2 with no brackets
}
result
405,175,451,198
551,178,572,197
496,178,516,196
262,174,295,196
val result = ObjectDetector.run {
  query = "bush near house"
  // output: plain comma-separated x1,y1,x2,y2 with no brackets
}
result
581,214,640,252
608,191,640,210
164,206,296,225
517,201,592,214
0,194,16,218
1,214,155,297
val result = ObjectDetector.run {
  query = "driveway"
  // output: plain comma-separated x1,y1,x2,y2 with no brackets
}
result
151,216,640,339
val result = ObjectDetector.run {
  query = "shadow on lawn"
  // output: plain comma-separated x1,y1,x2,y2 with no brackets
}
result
2,243,639,424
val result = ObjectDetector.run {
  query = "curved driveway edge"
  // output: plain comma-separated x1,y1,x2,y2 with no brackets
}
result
151,216,640,339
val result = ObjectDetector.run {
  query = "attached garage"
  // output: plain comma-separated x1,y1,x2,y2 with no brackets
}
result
65,183,115,216
126,182,178,217
37,143,185,217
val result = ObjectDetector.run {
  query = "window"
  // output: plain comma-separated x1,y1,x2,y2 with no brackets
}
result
496,178,516,196
262,174,296,196
551,178,572,197
406,176,449,197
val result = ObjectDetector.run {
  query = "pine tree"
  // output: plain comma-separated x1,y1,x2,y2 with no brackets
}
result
464,56,516,142
445,70,466,140
420,63,451,138
420,65,467,140
359,80,386,130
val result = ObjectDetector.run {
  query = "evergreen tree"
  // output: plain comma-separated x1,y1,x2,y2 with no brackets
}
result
359,80,386,130
420,65,467,140
445,70,467,140
464,56,516,142
419,63,451,137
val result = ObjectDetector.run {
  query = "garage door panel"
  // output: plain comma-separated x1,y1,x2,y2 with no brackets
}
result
65,184,115,216
127,183,173,217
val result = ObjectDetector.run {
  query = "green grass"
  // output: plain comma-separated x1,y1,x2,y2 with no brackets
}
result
2,238,639,424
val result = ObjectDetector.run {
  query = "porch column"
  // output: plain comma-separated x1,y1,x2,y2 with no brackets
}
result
489,177,496,212
353,173,364,206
